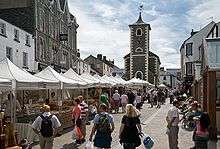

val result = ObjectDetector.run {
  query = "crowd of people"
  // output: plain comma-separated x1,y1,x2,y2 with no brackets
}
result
30,87,211,149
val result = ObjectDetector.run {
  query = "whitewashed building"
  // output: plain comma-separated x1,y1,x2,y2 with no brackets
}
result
76,58,91,75
0,18,35,73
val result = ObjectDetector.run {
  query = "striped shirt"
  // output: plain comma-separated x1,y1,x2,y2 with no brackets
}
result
80,101,88,118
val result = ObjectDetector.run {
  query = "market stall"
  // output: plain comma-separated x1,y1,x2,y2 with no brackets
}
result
0,58,58,148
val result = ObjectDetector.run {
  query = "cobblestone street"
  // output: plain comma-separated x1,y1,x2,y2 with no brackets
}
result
32,101,220,149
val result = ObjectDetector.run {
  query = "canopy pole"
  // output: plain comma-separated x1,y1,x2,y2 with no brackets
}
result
12,80,16,124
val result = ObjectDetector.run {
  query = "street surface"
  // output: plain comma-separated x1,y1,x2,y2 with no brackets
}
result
32,101,220,149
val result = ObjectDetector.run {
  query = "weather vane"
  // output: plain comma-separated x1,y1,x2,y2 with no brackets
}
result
139,4,143,13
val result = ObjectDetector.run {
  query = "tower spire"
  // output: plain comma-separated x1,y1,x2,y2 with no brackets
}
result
136,5,145,24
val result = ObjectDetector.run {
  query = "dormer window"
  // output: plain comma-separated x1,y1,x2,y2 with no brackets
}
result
136,28,142,36
136,47,143,52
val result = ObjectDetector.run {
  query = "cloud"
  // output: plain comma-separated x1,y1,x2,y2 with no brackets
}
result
68,0,220,69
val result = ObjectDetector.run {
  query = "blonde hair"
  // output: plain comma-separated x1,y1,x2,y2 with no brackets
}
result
125,104,141,117
41,104,50,112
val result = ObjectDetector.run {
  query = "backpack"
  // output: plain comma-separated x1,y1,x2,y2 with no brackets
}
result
97,114,111,133
40,115,53,137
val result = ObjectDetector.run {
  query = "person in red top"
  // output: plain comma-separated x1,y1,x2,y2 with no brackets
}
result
191,112,210,149
72,98,84,144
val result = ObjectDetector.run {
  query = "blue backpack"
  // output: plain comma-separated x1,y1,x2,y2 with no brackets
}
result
142,134,154,149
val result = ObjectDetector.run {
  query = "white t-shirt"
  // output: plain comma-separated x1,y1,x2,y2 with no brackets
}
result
32,112,61,131
135,96,142,103
167,106,179,126
121,94,128,104
112,93,120,101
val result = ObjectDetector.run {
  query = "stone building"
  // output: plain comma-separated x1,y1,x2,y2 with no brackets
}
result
84,54,114,76
148,51,160,85
0,0,79,73
124,10,151,80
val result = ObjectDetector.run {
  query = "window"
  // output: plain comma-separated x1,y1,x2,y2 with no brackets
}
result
0,22,6,36
136,47,143,52
23,52,28,67
186,62,193,75
163,76,166,80
136,28,142,36
25,34,30,46
14,29,19,42
186,43,193,56
6,47,13,62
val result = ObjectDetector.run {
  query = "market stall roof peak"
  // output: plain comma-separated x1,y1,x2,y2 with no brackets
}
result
62,68,87,85
35,66,81,85
0,58,50,82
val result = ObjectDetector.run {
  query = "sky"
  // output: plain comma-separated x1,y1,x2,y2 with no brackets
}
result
68,0,220,69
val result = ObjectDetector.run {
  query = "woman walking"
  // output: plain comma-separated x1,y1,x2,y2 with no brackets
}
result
72,98,84,144
191,112,210,149
119,104,142,149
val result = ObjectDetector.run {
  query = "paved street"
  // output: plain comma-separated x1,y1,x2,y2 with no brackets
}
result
32,101,220,149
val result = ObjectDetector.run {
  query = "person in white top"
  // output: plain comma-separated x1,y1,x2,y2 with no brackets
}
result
32,104,61,149
112,90,120,113
166,100,180,149
120,92,128,113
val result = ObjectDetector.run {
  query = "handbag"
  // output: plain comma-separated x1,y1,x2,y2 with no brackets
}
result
140,133,154,149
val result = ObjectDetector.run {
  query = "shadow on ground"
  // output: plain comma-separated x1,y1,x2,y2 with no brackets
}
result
61,142,81,149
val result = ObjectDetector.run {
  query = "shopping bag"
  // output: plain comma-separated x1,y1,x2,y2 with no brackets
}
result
85,141,94,149
141,134,154,149
75,126,84,140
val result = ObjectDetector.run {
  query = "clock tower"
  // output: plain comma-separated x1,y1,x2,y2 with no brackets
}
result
129,6,151,80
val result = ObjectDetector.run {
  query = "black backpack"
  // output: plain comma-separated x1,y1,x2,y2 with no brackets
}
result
97,114,111,133
40,115,53,137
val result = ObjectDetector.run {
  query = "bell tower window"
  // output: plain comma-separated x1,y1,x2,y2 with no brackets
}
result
136,47,143,52
136,28,142,36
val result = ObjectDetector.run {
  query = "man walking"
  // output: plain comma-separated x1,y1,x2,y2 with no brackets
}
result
166,100,180,149
32,104,61,149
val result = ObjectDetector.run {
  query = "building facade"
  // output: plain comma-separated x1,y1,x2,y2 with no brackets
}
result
0,0,79,73
76,58,91,75
180,21,215,93
148,51,160,85
124,11,151,80
159,68,180,88
201,37,220,139
0,18,35,72
180,21,220,138
84,54,114,76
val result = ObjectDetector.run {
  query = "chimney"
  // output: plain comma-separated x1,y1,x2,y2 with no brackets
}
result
97,54,102,60
103,56,107,61
191,29,198,36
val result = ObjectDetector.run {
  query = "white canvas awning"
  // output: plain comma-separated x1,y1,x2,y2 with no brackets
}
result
0,58,57,89
158,83,166,88
101,75,117,86
126,78,151,86
80,73,110,87
93,74,112,87
62,68,87,86
35,66,82,89
0,78,11,89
